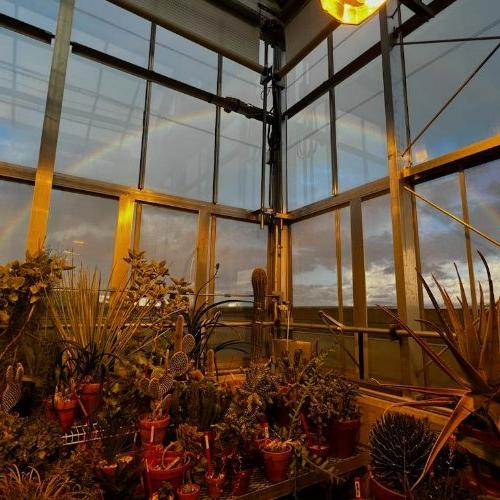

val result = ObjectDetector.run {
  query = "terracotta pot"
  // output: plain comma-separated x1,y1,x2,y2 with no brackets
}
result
307,442,330,458
370,473,408,500
44,398,57,422
146,456,190,494
205,473,225,498
231,469,252,496
138,414,170,445
177,483,201,500
54,398,78,433
262,446,292,483
329,418,360,458
79,382,102,418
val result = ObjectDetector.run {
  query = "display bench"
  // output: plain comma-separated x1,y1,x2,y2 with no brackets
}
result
199,449,370,500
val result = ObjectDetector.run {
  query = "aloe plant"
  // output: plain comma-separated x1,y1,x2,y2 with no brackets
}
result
375,252,499,489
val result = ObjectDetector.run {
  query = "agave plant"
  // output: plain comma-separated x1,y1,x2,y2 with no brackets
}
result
375,252,499,489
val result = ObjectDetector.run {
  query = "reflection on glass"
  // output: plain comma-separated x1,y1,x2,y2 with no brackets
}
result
465,160,500,288
287,41,328,109
145,85,215,201
362,195,396,316
215,218,267,296
0,0,59,33
0,29,52,167
138,204,198,281
287,93,332,210
405,0,500,163
72,0,150,67
155,27,217,94
332,15,379,72
292,211,337,307
218,111,261,209
0,179,32,262
336,57,387,192
46,190,117,282
56,55,145,185
222,58,262,107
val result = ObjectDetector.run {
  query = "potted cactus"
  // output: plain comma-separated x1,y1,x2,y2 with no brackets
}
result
261,438,293,483
177,481,200,500
144,448,191,496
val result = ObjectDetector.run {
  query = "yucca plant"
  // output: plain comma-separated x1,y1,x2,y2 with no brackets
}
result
375,252,499,489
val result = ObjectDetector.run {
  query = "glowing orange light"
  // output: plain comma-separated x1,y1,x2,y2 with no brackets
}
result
320,0,387,25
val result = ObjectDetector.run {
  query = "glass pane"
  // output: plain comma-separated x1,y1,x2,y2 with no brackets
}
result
336,57,387,192
154,27,217,94
218,112,261,209
46,190,117,282
287,40,328,109
405,0,500,164
362,195,396,325
340,206,353,318
222,58,262,107
0,29,52,167
287,93,332,210
214,219,267,297
139,204,198,282
332,15,380,72
0,0,59,33
0,179,32,261
292,211,337,307
56,54,145,186
72,0,150,67
465,160,500,289
416,173,469,308
145,85,215,201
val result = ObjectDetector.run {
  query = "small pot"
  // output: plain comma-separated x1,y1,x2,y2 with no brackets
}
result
79,382,102,418
262,445,292,483
54,398,78,432
138,414,170,445
307,442,330,458
205,473,225,498
370,472,408,500
43,398,57,422
177,483,201,500
329,418,360,458
231,469,252,496
146,456,190,495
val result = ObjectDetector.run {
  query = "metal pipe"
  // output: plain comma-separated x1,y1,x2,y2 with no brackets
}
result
260,43,269,229
395,36,500,45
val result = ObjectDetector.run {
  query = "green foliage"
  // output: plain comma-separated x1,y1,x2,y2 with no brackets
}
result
95,456,142,500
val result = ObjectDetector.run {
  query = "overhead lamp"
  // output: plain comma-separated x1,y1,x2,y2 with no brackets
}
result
320,0,387,25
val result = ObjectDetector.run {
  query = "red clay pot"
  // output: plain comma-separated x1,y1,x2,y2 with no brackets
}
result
231,469,252,496
370,473,408,500
329,418,360,458
146,456,190,494
138,414,170,445
54,398,78,433
177,483,201,500
307,442,330,458
79,382,102,418
262,446,292,483
205,473,225,498
44,398,57,422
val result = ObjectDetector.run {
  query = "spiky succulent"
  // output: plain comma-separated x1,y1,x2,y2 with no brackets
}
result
369,413,435,493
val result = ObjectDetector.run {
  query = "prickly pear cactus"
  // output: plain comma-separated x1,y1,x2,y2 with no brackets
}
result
1,362,23,414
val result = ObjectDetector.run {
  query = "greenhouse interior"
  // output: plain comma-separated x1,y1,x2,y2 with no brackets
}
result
0,0,499,498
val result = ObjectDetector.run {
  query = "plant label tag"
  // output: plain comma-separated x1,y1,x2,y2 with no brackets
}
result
150,425,155,443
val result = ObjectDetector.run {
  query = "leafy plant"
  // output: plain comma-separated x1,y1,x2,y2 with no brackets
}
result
97,407,134,466
375,253,499,488
95,455,142,500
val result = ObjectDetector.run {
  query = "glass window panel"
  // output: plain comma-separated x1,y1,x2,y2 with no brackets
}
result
56,54,145,186
222,58,262,107
332,15,379,72
405,0,500,164
72,0,150,67
145,85,215,201
287,93,332,210
0,29,52,167
214,219,267,298
416,173,469,308
465,160,500,289
292,211,337,307
287,40,328,109
340,206,353,318
362,195,396,323
46,190,117,281
138,204,198,281
0,179,31,261
218,112,261,210
0,0,59,33
154,27,217,94
336,57,387,192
